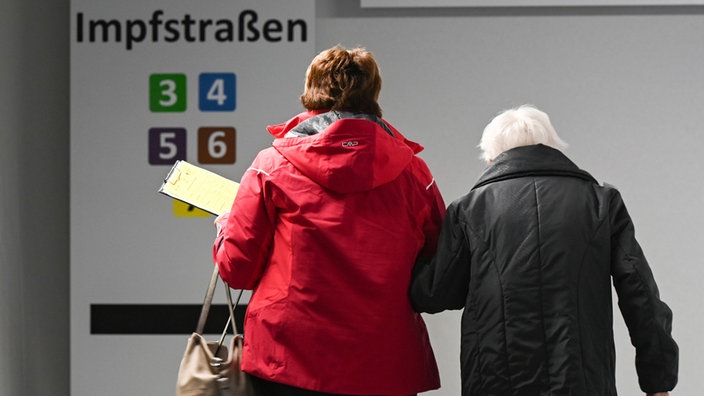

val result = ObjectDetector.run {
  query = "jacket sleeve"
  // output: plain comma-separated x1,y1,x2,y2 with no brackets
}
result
609,188,678,393
410,200,471,313
412,157,446,258
421,178,446,257
212,154,277,290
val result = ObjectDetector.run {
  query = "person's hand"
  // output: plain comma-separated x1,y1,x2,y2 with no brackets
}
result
214,212,230,234
646,392,669,396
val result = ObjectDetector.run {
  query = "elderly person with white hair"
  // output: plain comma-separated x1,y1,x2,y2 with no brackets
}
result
410,105,678,396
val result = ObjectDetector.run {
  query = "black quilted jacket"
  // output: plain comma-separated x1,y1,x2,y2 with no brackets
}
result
410,144,678,396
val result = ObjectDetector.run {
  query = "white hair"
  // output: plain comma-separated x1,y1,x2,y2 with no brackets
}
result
478,105,568,163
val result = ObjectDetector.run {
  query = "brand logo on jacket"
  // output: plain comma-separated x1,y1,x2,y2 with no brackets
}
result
342,140,359,147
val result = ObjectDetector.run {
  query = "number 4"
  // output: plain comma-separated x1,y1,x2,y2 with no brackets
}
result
207,79,227,106
199,73,236,112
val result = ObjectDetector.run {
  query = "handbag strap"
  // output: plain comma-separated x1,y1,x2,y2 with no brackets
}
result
222,279,244,334
195,265,245,336
195,266,221,335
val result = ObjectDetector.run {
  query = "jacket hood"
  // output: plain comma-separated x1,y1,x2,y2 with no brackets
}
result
473,144,597,190
266,109,328,138
271,111,419,194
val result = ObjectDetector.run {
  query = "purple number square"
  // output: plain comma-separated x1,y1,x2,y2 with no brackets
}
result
149,128,187,165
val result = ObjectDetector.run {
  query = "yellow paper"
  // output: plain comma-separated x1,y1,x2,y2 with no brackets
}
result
172,200,211,218
158,161,239,216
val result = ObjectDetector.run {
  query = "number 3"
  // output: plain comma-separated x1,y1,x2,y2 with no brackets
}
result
159,80,178,107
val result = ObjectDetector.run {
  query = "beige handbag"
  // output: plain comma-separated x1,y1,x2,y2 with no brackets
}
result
176,266,254,396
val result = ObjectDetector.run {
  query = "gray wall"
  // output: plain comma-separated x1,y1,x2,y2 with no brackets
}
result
0,0,69,395
1,1,700,395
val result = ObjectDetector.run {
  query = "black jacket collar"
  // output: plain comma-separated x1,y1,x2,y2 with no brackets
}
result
472,144,597,190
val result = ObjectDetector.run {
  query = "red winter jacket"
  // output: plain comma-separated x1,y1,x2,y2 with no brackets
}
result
213,110,444,395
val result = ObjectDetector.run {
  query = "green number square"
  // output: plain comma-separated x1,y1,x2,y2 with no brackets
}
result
150,73,187,112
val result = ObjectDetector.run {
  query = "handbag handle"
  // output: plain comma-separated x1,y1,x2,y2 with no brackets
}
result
195,265,244,336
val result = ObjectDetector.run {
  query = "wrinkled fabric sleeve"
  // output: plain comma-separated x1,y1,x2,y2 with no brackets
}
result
421,178,445,257
609,188,678,393
212,156,276,290
410,200,471,313
413,158,446,258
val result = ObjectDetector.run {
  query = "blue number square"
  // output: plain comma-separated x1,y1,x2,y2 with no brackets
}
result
199,73,236,112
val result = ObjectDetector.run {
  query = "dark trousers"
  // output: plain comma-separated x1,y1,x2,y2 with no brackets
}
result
247,374,417,396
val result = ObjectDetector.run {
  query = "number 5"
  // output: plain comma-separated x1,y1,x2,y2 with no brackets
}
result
149,128,186,165
159,131,178,159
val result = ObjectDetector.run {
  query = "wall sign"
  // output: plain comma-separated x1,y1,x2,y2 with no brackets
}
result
70,1,314,395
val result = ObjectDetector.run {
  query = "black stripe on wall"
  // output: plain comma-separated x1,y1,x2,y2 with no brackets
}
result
90,304,247,335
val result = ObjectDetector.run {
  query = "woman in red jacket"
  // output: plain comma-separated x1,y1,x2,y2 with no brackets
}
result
213,46,444,396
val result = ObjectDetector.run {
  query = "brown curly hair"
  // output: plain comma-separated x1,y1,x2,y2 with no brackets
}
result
300,45,382,118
